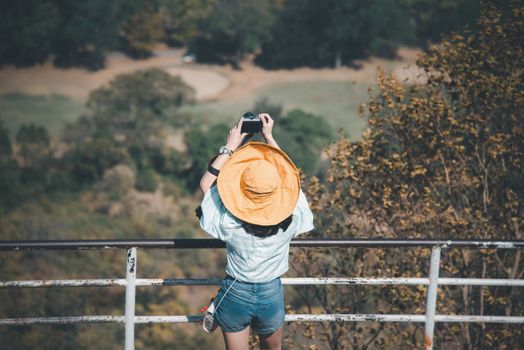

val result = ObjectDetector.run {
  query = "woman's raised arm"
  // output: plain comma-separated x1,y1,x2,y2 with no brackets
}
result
199,119,249,195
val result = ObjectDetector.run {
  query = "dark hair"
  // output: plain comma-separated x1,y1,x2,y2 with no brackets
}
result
241,216,293,238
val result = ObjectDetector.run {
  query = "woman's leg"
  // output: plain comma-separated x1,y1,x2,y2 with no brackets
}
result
222,326,250,350
258,327,283,350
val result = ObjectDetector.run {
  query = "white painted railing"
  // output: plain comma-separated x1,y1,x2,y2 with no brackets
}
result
1,238,523,350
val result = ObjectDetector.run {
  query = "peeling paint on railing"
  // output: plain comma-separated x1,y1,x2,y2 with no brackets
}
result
1,239,523,350
0,279,126,288
4,277,524,289
2,314,523,326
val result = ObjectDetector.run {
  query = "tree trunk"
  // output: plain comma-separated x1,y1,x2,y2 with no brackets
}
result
335,50,342,68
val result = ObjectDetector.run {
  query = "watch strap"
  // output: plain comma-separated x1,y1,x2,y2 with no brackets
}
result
207,165,220,176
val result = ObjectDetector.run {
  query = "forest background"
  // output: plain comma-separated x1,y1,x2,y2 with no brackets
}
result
0,0,522,349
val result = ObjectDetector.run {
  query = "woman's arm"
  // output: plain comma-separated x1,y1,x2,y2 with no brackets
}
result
199,119,249,195
260,113,281,150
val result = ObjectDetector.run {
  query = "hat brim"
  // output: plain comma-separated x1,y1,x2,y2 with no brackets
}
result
217,142,300,226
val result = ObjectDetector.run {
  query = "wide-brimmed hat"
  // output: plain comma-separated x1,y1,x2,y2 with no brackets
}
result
217,142,300,226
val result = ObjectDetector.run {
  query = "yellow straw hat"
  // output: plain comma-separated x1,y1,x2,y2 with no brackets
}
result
217,142,300,226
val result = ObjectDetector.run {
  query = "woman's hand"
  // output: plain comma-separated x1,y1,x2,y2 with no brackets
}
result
225,119,249,152
259,113,281,150
260,113,274,140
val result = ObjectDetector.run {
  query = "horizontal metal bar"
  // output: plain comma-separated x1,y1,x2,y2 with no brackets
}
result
434,315,524,323
135,277,430,286
1,239,523,251
0,279,127,288
3,314,523,326
132,314,427,323
0,316,125,325
3,277,524,289
282,277,429,285
438,278,524,287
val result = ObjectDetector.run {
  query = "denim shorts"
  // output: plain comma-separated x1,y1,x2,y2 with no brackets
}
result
213,275,285,334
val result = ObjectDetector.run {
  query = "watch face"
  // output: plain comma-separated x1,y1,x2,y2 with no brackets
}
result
220,146,231,155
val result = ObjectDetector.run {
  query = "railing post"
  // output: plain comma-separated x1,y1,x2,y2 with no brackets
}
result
424,245,441,350
125,248,137,350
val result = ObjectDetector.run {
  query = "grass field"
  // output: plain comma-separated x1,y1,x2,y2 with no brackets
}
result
180,80,371,140
0,93,86,136
1,80,372,141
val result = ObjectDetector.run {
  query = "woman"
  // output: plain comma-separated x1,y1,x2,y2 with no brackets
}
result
198,113,314,350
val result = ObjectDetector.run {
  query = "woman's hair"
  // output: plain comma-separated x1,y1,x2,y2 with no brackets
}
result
241,215,293,237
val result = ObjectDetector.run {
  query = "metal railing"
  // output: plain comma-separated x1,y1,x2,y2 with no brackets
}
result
1,238,523,350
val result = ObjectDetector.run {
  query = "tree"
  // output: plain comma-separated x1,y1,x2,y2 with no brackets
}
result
120,4,165,58
274,109,333,174
62,69,195,185
401,0,480,47
160,0,217,46
255,0,413,69
0,120,12,159
0,1,60,67
0,121,22,215
51,0,131,69
16,124,50,168
291,1,523,348
252,97,283,120
65,69,195,147
190,0,281,68
184,123,230,190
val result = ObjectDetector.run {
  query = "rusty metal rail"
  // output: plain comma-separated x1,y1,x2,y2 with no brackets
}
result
1,238,523,350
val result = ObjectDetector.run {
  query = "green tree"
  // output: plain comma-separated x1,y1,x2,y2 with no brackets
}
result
0,120,12,159
274,109,333,174
66,139,132,183
0,1,60,66
191,0,281,68
0,160,25,215
252,97,283,120
51,0,130,69
120,4,165,58
65,69,195,147
16,123,50,168
161,0,217,46
401,0,480,47
0,123,51,214
0,121,23,214
184,123,230,190
135,168,159,192
256,0,413,68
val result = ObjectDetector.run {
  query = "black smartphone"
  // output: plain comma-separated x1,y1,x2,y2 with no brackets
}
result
240,112,262,133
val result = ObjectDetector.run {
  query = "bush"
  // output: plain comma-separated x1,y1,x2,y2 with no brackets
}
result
135,168,158,192
67,139,132,184
184,123,230,191
275,109,333,174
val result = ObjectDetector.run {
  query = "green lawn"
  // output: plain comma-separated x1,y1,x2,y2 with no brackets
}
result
180,80,372,140
0,93,86,137
0,80,372,141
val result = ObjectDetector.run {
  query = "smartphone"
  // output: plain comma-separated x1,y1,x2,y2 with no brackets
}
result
240,112,262,133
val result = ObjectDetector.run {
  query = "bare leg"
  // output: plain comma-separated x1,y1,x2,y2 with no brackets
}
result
259,327,283,350
223,326,250,350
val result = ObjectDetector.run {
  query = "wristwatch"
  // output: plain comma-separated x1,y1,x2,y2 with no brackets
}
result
219,146,233,157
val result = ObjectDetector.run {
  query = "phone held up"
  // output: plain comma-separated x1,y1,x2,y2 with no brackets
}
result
240,112,262,134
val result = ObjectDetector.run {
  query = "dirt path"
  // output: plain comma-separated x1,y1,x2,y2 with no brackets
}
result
0,48,228,100
0,47,423,102
212,48,423,99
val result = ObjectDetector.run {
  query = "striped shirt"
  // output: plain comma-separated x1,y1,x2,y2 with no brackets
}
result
199,186,314,283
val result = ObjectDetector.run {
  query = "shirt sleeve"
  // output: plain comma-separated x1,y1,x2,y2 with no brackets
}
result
199,186,236,242
292,190,315,237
